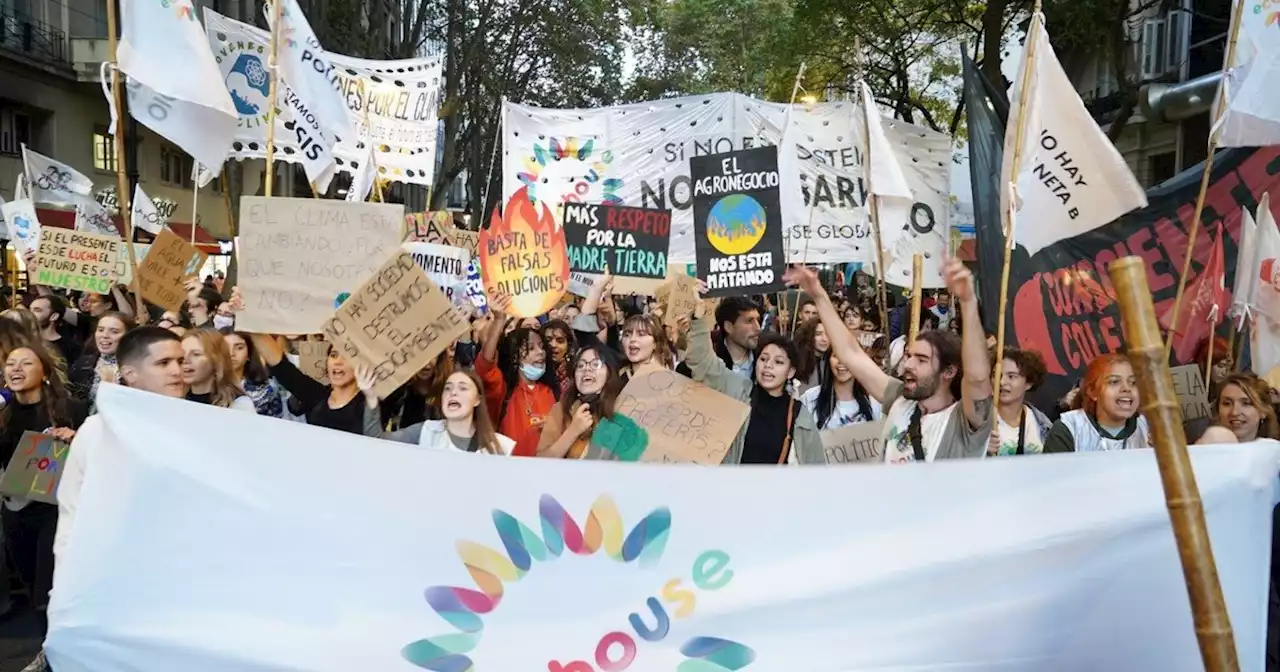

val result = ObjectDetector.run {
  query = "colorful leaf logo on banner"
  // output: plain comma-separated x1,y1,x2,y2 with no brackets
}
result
679,637,758,671
517,137,623,208
479,187,568,318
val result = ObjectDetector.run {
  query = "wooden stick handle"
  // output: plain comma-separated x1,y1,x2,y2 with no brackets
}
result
908,254,922,344
1108,256,1239,672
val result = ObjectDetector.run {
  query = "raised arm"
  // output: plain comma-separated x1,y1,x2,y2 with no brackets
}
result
784,266,892,404
945,259,992,430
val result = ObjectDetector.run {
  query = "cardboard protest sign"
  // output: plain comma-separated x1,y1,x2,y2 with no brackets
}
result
34,228,124,294
464,257,488,314
612,368,749,464
404,211,453,243
658,273,700,327
562,202,670,279
0,432,70,504
691,147,786,298
237,197,403,334
402,242,470,307
1169,364,1211,422
821,421,886,464
296,341,330,384
449,228,479,257
322,252,470,399
479,187,568,317
135,228,208,311
117,243,153,286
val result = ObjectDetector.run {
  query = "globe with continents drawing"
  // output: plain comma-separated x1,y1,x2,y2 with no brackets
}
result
225,53,271,117
706,194,767,256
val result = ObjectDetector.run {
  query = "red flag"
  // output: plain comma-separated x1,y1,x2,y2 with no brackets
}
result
1159,223,1229,363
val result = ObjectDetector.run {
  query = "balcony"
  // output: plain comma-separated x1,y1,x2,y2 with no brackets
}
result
0,9,72,74
70,37,109,82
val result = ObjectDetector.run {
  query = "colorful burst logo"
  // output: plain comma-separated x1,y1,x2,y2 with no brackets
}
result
517,138,623,209
401,494,755,671
1256,0,1279,27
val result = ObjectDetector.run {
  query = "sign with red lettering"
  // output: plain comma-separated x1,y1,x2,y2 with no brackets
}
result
562,202,671,279
1009,147,1280,406
0,432,71,504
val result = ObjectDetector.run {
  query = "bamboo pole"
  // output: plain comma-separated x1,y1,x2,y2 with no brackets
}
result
908,254,923,344
852,38,890,362
190,177,199,244
991,3,1042,421
263,0,285,198
104,0,145,322
1205,332,1215,391
777,61,806,332
1162,0,1246,361
1108,256,1239,672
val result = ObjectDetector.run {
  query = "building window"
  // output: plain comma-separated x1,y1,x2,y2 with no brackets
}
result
1148,152,1177,187
92,127,116,172
160,145,193,188
0,108,32,157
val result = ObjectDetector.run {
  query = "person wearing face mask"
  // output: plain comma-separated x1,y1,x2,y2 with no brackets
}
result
181,329,256,411
793,317,831,394
1044,353,1150,452
476,308,558,451
801,350,879,430
221,330,284,417
68,311,135,407
1212,373,1280,443
184,279,224,329
247,333,382,435
679,298,825,465
0,345,86,629
369,370,513,454
537,344,626,459
986,347,1054,456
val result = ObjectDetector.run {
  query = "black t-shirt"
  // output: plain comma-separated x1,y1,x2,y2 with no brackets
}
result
48,334,83,370
740,388,794,464
187,391,213,405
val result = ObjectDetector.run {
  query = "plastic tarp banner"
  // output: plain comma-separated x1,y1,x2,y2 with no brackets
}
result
503,94,952,286
47,384,1280,671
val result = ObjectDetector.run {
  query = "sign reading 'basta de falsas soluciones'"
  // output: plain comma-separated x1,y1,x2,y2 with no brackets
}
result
691,147,786,298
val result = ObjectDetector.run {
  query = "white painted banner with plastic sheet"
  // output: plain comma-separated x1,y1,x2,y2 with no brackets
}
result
47,384,1279,671
503,95,952,286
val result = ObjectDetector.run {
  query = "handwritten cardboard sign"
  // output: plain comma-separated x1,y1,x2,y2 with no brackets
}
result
821,421,886,464
404,211,453,243
34,228,123,294
1169,364,1211,422
135,228,208,311
0,432,70,504
562,202,671,279
322,252,470,399
297,340,330,384
402,242,470,307
612,368,749,465
449,228,479,257
658,273,700,327
479,187,569,317
237,197,404,334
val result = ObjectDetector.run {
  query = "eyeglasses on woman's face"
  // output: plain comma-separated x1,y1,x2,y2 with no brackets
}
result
576,357,604,372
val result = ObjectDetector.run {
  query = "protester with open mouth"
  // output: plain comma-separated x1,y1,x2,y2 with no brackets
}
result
1044,353,1150,452
181,329,256,412
801,350,879,430
248,333,382,436
1213,373,1279,443
987,347,1054,456
681,294,825,465
537,343,626,459
476,304,558,455
68,311,135,409
370,370,512,454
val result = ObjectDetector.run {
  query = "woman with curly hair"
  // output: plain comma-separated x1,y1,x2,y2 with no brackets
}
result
988,347,1054,456
542,319,576,397
475,310,558,451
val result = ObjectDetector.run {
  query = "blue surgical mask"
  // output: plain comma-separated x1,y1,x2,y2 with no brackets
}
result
520,363,546,382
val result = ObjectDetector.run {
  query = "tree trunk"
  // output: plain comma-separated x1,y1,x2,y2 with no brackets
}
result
981,0,1007,91
431,0,463,211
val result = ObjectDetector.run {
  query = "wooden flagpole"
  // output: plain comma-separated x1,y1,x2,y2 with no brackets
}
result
263,0,285,198
190,178,199,244
1109,256,1239,671
853,38,890,359
991,2,1042,417
908,254,923,344
104,0,145,321
1162,0,1246,361
778,61,806,332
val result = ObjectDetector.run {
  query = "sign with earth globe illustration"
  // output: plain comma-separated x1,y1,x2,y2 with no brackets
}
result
690,147,786,297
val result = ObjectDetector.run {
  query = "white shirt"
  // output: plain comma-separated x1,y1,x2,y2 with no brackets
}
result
53,415,100,574
800,386,882,430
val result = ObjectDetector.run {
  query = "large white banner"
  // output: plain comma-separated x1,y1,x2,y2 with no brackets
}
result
47,384,1278,671
503,95,952,286
203,10,442,186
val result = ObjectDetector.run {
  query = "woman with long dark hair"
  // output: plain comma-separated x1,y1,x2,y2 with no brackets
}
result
0,343,86,618
542,319,576,397
383,347,455,431
793,317,831,394
370,370,513,454
537,343,626,459
801,350,880,430
221,330,283,417
476,310,558,452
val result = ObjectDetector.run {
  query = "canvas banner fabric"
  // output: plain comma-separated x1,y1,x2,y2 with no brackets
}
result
502,95,952,285
46,385,1279,671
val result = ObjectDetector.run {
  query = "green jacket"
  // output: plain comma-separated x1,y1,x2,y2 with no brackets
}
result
685,316,826,465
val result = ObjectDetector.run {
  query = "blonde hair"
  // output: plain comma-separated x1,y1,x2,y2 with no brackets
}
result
183,328,246,408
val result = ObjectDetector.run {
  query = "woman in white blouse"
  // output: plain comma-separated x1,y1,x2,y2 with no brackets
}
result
369,369,513,454
800,350,881,430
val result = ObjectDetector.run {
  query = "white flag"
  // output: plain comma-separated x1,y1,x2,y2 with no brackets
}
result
1232,206,1259,323
1002,13,1147,255
861,81,913,201
0,192,7,239
131,185,166,235
345,144,376,202
1212,0,1280,147
22,146,94,208
268,0,354,141
191,162,219,190
1251,194,1280,322
74,199,120,237
116,0,237,170
1,198,43,256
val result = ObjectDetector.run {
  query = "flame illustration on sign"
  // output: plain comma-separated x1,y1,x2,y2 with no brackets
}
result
479,186,569,318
